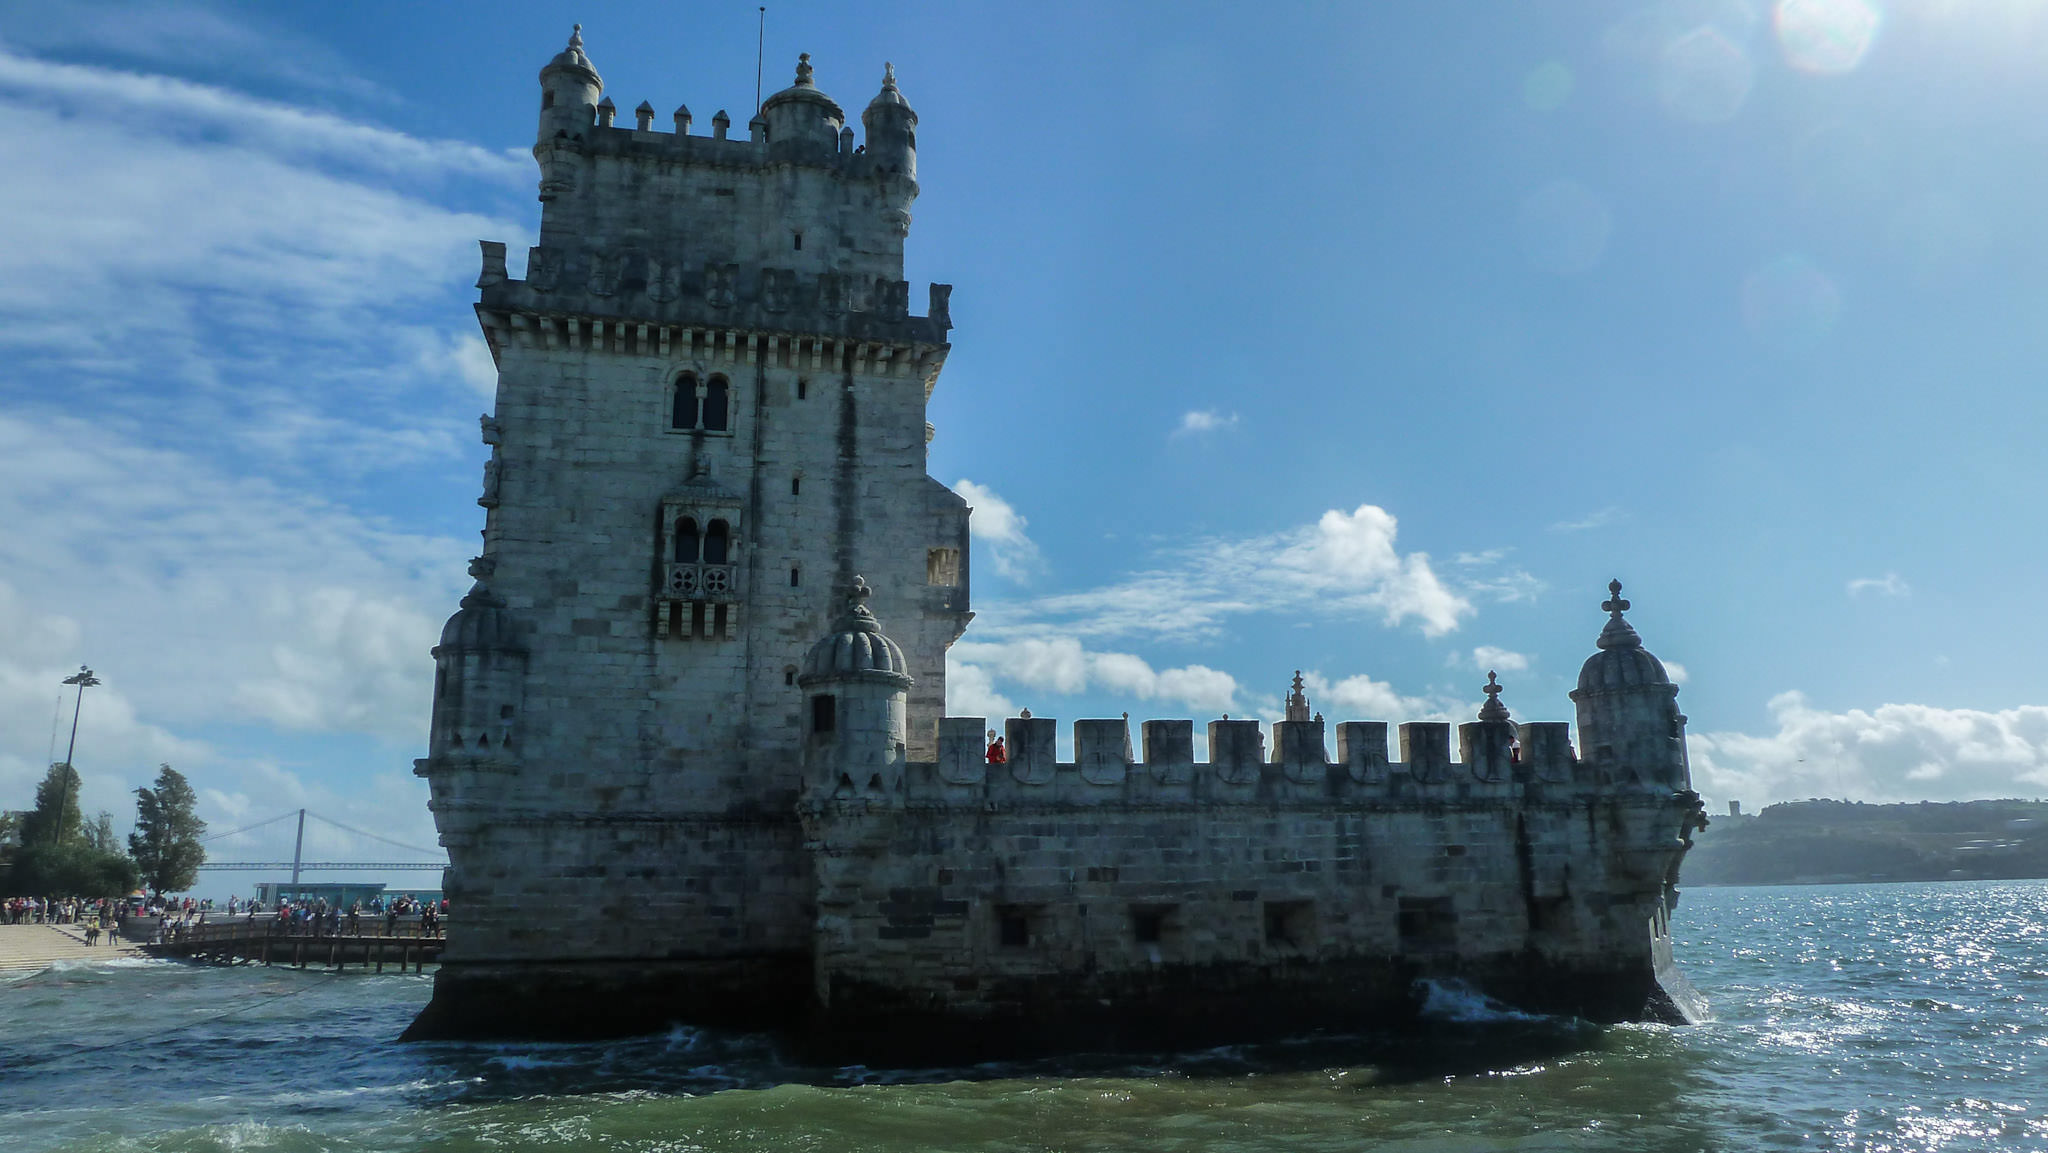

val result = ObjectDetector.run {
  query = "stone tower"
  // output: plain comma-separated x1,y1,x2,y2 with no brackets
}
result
408,29,970,1039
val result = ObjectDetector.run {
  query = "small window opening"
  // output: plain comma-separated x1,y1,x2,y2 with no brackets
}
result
713,603,729,637
791,476,801,496
542,90,556,110
703,519,730,565
796,378,809,400
996,906,1033,948
702,376,730,431
672,373,699,430
691,601,708,637
790,567,801,587
1132,907,1167,945
667,602,684,636
675,517,700,563
811,693,837,735
1398,897,1458,953
793,232,803,251
500,705,515,720
1263,900,1314,948
784,666,798,687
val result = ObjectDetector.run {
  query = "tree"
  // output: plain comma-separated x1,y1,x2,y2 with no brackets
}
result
20,763,84,847
84,810,118,853
10,840,138,898
130,764,206,896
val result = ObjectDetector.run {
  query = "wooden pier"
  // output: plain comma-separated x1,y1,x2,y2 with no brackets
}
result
143,917,444,973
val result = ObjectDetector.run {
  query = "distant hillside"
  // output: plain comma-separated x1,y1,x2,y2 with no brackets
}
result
1684,799,2048,886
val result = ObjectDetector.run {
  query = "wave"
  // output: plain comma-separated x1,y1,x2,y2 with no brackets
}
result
1414,979,1557,1024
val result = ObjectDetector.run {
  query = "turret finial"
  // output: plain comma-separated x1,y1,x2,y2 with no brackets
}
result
883,61,897,89
1478,670,1512,722
796,52,814,86
1285,670,1311,723
569,24,583,49
1603,579,1630,616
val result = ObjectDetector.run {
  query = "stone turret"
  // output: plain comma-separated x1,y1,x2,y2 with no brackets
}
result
798,577,913,798
428,557,529,759
862,63,919,235
537,25,602,144
762,53,847,158
1570,580,1689,787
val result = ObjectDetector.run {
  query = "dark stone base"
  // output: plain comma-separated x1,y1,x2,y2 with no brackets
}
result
398,954,811,1042
400,948,1704,1065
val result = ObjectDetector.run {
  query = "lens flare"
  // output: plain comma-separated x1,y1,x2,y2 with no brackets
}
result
1659,25,1755,124
1522,60,1576,111
1775,0,1882,74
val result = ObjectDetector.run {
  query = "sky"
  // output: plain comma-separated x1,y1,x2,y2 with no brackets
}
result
4,0,2048,893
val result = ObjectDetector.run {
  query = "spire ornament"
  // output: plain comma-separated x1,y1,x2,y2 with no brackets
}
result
796,52,815,86
1285,670,1312,723
1596,578,1643,650
1478,670,1512,722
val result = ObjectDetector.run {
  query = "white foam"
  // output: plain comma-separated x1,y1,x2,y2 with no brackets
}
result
1415,979,1553,1024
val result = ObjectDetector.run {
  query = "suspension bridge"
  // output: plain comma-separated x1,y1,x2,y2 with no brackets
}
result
197,809,448,884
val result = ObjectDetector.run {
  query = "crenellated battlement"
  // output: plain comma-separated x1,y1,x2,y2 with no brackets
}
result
474,241,952,351
893,713,1606,810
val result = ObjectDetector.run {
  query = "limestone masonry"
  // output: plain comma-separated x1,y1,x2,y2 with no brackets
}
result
406,28,1710,1057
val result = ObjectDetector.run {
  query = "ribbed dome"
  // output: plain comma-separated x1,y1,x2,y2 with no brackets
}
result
541,25,600,85
438,561,526,653
763,53,846,120
1575,579,1670,694
800,576,912,683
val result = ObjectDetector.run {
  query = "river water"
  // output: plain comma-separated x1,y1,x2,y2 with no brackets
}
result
3,880,2044,1152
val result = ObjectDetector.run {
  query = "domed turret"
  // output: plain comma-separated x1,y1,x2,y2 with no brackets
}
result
862,62,919,187
1569,581,1688,787
798,577,913,798
762,53,847,157
537,25,603,144
430,558,530,760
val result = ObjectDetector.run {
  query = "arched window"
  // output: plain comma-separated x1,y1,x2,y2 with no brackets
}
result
671,374,698,430
703,519,730,565
702,376,730,431
674,517,700,562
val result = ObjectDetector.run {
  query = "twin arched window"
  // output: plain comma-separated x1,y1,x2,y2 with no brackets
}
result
671,373,730,432
674,517,731,564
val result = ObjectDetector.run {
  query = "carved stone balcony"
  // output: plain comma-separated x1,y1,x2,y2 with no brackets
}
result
664,562,737,600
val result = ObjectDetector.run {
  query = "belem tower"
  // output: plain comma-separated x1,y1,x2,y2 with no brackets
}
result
406,28,1710,1056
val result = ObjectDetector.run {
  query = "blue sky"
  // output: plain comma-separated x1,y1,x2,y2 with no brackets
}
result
3,0,2047,889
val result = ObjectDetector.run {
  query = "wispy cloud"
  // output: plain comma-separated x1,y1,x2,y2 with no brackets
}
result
1549,506,1623,532
1471,645,1530,673
951,636,1239,715
1172,409,1240,437
1009,504,1470,642
1847,572,1910,599
955,478,1043,581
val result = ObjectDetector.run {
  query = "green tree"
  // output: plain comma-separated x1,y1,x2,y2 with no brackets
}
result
130,764,206,896
10,840,137,898
20,763,84,847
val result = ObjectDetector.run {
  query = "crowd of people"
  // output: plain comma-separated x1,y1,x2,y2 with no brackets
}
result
3,892,448,944
262,894,446,939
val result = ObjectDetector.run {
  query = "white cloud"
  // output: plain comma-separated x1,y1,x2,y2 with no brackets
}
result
954,478,1043,581
1172,409,1240,437
1847,572,1910,598
1690,692,2048,808
1472,646,1530,673
1019,503,1468,641
951,636,1240,715
1301,671,1446,723
1663,660,1690,686
1549,506,1623,532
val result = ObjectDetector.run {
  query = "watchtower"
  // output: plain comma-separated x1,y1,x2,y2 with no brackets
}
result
410,28,970,1039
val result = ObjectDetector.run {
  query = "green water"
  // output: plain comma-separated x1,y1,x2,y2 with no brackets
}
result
5,881,2045,1151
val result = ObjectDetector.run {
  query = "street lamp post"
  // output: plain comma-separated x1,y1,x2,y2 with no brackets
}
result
55,665,101,845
